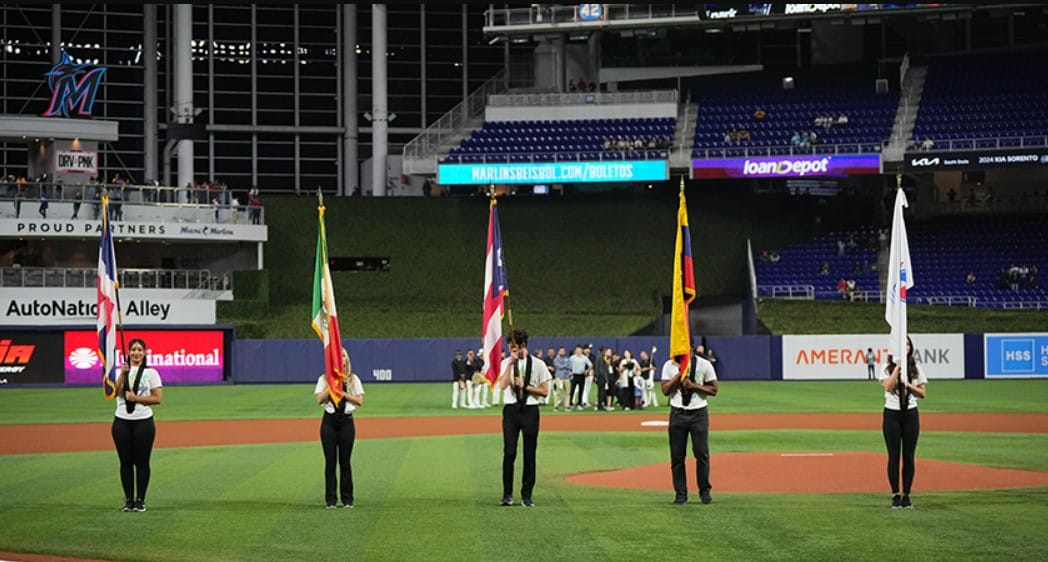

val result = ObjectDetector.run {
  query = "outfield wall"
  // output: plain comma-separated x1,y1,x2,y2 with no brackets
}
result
3,329,1044,386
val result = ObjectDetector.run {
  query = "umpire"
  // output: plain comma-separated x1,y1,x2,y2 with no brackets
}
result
660,349,719,505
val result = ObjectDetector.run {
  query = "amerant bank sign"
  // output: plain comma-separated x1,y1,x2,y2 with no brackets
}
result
782,334,964,380
691,154,881,180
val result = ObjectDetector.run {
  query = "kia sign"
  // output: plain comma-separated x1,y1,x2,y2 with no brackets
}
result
904,149,1048,171
691,154,881,180
984,333,1048,378
0,332,64,384
437,160,668,185
55,149,98,174
64,329,227,384
782,334,964,380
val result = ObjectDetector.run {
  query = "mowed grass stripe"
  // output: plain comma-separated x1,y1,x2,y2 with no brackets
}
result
1,380,1047,425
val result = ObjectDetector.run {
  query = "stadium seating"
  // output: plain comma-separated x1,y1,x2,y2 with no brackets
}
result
912,53,1048,144
756,215,1048,308
691,85,898,157
441,117,675,163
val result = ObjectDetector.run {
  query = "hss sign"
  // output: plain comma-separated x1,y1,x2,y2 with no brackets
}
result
55,150,98,174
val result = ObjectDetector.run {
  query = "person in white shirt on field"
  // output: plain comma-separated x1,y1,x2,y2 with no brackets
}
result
661,346,718,505
498,328,551,507
878,336,927,509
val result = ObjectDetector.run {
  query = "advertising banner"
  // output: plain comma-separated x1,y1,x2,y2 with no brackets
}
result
904,149,1048,172
438,160,668,185
2,288,217,326
55,150,98,174
64,329,226,384
691,154,881,179
0,331,64,384
0,219,268,242
984,333,1048,378
782,334,964,380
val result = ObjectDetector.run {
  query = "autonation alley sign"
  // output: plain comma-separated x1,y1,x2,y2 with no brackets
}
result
2,288,216,326
0,219,267,242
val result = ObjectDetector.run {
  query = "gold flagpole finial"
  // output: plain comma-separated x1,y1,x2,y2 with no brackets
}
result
488,184,496,199
896,168,903,190
679,175,685,194
317,186,325,207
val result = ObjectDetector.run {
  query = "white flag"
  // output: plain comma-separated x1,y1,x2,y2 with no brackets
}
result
884,188,914,379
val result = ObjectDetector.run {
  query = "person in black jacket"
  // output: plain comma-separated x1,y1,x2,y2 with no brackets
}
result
451,350,469,409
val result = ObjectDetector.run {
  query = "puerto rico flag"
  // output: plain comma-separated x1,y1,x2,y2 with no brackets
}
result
311,204,346,406
97,194,119,399
885,188,914,379
482,200,509,386
671,188,697,379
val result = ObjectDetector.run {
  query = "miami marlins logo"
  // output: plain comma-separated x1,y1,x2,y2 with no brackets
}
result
42,50,107,118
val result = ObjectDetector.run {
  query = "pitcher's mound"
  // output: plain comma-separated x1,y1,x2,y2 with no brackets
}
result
566,452,1048,493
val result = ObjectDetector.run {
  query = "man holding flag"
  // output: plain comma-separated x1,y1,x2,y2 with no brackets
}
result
660,182,719,505
879,185,927,509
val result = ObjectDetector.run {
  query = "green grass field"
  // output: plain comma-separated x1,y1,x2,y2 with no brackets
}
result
1,381,1046,562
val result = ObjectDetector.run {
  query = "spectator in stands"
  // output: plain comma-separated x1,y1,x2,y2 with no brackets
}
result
13,184,22,219
997,268,1010,290
820,262,830,275
807,131,818,146
837,278,848,298
248,189,262,224
769,251,780,263
836,113,849,126
847,279,861,301
38,190,48,218
837,238,846,257
1028,266,1039,290
1008,264,1020,291
753,107,766,121
72,190,82,219
846,234,858,254
965,271,976,285
737,127,751,142
947,187,957,202
920,137,934,151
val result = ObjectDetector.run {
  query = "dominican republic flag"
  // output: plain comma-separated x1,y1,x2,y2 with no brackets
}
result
885,188,914,380
482,200,509,386
671,188,697,379
311,204,346,406
97,194,119,400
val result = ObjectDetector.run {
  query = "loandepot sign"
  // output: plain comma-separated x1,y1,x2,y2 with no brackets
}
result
42,50,106,118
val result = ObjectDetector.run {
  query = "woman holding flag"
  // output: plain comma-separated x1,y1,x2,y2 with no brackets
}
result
315,348,364,509
878,337,926,509
111,338,163,512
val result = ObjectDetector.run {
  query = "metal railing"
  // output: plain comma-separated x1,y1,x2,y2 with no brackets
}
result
904,135,1048,152
691,142,884,159
441,150,670,164
485,4,702,29
1,182,265,225
1001,301,1048,310
1,266,230,292
487,89,678,107
757,285,814,299
403,68,510,168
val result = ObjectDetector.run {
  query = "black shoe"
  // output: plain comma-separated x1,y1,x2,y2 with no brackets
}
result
499,496,513,507
891,494,902,509
673,497,688,505
121,499,134,512
133,499,146,512
700,491,712,504
901,495,912,509
522,498,535,507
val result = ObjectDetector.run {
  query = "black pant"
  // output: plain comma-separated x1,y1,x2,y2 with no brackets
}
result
502,404,539,499
570,374,586,405
320,412,356,506
867,365,876,380
668,407,711,500
111,417,156,502
882,407,920,495
595,376,608,409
